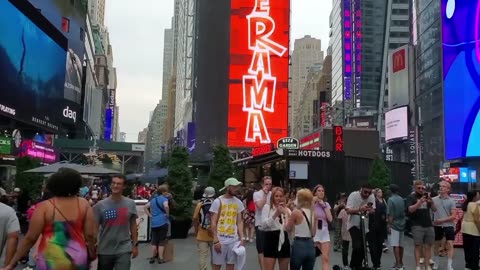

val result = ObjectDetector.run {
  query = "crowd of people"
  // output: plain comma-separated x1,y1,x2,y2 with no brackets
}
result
191,177,476,270
1,170,480,270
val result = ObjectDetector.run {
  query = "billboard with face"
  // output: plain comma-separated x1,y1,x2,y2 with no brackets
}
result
227,0,290,148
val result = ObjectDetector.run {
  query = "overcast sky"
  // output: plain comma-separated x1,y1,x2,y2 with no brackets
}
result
105,0,332,142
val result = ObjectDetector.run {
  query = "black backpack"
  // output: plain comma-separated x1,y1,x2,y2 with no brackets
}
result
199,198,213,230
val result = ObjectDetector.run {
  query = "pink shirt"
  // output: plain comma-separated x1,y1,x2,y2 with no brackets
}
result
314,201,331,228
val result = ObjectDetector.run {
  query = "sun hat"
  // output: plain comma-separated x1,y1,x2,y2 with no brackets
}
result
203,186,216,198
219,178,242,192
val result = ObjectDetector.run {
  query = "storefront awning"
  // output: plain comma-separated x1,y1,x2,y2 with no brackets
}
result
233,149,284,167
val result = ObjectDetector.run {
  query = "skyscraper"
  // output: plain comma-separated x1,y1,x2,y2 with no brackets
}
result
377,0,410,139
88,0,106,26
412,0,442,180
330,0,389,123
289,35,324,136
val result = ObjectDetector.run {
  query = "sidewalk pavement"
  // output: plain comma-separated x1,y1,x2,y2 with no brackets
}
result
127,236,466,270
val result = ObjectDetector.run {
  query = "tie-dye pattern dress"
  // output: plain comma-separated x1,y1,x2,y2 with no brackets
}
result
36,199,88,270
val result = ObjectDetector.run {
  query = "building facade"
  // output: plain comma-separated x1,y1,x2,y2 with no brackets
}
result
289,36,324,136
377,0,410,140
330,0,389,124
412,0,442,180
174,0,196,139
88,0,106,26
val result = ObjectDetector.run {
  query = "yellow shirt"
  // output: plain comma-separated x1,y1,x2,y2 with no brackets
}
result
193,202,214,242
462,202,480,236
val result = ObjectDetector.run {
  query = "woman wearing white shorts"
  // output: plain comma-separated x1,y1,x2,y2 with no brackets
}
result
313,185,333,270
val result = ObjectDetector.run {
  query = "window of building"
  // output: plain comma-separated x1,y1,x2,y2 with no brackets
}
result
61,17,70,33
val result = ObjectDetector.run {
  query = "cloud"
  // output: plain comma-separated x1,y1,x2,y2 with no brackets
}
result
105,0,173,142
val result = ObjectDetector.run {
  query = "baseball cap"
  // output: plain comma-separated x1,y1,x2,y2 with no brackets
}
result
13,188,20,193
219,178,242,192
203,186,216,198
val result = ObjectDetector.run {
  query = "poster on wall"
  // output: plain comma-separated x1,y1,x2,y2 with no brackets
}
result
135,201,150,242
227,0,290,148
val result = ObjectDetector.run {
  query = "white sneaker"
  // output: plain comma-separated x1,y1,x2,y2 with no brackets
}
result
419,258,425,264
23,267,34,270
431,263,438,270
416,266,421,270
430,259,435,265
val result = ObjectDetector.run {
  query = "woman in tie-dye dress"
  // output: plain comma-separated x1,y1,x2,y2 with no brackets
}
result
3,168,96,270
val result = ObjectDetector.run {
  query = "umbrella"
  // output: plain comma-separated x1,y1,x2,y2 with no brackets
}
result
24,161,119,175
24,162,84,173
126,173,144,180
139,168,168,184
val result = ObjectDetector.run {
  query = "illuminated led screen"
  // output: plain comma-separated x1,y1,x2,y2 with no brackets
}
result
343,0,352,100
442,0,480,159
227,0,290,148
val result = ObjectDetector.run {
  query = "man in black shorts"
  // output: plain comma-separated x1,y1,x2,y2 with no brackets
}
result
144,185,170,264
253,176,272,270
432,181,456,270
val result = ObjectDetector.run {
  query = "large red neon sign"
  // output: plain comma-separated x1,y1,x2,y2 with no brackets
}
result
228,0,290,148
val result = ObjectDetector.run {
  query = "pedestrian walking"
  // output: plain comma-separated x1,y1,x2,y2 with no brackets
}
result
345,183,376,270
210,178,245,270
338,207,351,269
432,181,456,270
2,168,95,270
286,188,316,270
461,191,480,270
253,176,272,270
387,184,406,270
242,189,256,242
192,186,216,270
368,188,388,269
0,201,19,269
261,187,291,270
312,185,333,270
93,175,139,270
406,180,437,270
333,193,347,252
144,185,170,264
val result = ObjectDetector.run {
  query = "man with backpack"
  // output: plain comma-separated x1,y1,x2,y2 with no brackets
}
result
192,186,216,270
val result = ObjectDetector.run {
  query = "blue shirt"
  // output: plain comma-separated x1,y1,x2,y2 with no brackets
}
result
150,195,169,228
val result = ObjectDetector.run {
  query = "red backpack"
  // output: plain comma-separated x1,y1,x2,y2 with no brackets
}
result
247,200,256,212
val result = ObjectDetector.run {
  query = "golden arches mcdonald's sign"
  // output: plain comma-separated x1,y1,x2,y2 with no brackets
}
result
392,48,406,73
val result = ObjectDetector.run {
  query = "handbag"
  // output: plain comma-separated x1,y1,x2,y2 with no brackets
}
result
301,210,321,257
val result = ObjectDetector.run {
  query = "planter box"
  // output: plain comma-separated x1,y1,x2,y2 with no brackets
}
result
170,218,192,239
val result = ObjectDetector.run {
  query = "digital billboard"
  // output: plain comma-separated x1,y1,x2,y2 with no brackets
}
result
28,0,86,105
388,45,410,109
0,0,67,132
385,106,408,142
227,0,290,148
442,0,480,159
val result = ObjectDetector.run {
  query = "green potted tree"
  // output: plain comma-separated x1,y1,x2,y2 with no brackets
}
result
167,146,193,239
368,155,392,192
15,157,43,199
208,144,235,192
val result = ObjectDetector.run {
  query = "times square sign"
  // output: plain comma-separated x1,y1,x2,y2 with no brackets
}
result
228,0,290,148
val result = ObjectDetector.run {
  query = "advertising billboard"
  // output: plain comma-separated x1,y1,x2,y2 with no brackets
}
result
28,0,86,105
442,0,480,159
0,137,12,155
17,140,58,164
0,0,67,132
343,0,352,100
385,106,408,142
388,45,410,108
227,0,290,148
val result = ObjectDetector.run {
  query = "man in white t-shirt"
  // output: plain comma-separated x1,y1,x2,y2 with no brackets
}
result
253,176,272,270
210,178,245,270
